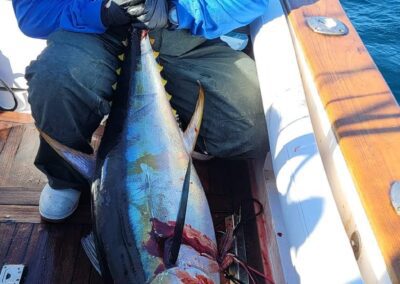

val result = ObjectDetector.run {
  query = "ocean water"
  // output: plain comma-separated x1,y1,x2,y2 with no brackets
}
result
340,0,400,101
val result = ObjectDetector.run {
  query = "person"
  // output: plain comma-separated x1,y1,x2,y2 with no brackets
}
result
13,0,269,222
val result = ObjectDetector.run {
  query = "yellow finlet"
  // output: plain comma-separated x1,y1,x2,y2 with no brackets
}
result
116,68,121,75
118,54,125,61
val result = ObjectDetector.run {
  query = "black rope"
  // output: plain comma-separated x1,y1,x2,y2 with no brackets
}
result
233,198,264,236
0,78,19,111
224,270,245,284
213,198,264,231
217,198,267,284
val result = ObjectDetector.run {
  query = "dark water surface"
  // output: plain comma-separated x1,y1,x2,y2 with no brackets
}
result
340,0,400,101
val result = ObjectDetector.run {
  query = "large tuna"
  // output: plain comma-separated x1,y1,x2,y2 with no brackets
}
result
40,29,220,283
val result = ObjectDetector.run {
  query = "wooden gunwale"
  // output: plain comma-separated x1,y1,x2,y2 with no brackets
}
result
281,0,400,281
0,111,34,124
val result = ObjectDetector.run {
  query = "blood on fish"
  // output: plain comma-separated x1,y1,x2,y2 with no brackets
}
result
154,263,166,275
143,218,218,275
196,275,214,284
143,233,163,257
175,270,214,284
150,218,218,258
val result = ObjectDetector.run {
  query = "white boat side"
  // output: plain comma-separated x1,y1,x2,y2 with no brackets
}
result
251,0,364,282
285,9,392,284
0,1,46,113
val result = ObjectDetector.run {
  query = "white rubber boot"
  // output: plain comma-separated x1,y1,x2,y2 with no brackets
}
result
39,183,81,222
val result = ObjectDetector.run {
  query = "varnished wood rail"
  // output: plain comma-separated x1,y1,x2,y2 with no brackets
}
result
281,0,400,281
0,111,34,124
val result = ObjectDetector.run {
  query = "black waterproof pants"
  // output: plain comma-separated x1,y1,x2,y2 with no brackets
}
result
26,28,268,191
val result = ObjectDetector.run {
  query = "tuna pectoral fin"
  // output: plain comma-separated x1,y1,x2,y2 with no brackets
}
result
183,83,205,154
39,130,96,181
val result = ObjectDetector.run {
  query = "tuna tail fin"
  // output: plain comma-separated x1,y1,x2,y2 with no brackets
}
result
81,232,102,275
39,130,96,181
183,82,205,154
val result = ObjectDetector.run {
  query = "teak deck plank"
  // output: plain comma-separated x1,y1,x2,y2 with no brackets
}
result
3,223,34,264
0,124,26,186
71,227,98,284
0,223,16,265
0,123,46,188
22,224,48,283
0,205,92,224
48,225,85,284
0,187,41,206
282,0,400,281
0,122,13,153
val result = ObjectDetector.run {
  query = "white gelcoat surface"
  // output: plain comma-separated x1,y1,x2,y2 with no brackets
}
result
293,28,391,282
251,0,363,282
0,1,46,112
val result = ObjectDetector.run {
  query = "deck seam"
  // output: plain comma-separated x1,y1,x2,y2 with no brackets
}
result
20,224,35,262
70,225,84,283
3,223,18,264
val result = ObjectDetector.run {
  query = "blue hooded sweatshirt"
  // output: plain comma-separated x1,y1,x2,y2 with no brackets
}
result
12,0,268,39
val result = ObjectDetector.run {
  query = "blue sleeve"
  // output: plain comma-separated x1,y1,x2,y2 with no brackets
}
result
173,0,269,39
13,0,106,39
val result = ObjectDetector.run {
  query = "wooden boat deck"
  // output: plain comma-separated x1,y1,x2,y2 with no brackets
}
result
0,111,266,283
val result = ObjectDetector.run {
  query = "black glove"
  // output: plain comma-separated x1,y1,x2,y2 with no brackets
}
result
101,0,168,30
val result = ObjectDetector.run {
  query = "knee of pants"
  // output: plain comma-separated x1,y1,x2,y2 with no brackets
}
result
201,112,269,159
26,61,109,147
27,65,65,124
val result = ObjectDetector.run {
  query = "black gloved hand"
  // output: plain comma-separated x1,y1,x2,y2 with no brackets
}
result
101,0,145,27
101,0,168,30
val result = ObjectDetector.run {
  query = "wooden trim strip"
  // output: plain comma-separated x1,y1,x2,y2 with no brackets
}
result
0,205,92,224
281,0,400,281
0,111,34,124
0,186,41,206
